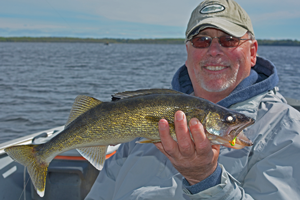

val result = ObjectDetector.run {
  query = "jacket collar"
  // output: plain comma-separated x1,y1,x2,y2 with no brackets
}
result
171,56,279,108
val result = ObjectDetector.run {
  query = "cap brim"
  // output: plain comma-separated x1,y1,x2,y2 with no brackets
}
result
186,17,248,40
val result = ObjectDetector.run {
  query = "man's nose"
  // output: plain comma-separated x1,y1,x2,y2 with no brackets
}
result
208,38,223,57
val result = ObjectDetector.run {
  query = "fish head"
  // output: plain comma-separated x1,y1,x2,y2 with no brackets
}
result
203,109,255,149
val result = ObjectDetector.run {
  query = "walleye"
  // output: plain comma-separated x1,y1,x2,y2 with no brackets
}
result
5,89,254,197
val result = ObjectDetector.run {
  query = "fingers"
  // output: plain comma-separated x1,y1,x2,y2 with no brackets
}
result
154,111,220,184
155,118,179,157
156,111,198,158
174,111,194,156
189,118,220,157
189,118,211,153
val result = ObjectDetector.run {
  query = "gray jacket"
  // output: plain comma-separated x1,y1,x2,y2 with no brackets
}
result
85,58,300,199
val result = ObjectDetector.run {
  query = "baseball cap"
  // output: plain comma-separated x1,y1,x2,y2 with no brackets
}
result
186,0,255,40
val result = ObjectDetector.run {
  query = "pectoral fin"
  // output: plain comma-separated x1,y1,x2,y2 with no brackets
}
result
145,115,175,131
76,146,108,170
145,116,162,123
136,138,161,144
145,115,174,125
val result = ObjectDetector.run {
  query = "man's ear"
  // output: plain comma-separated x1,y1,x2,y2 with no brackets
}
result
250,40,258,67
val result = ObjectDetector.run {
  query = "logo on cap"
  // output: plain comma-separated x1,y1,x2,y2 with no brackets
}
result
200,4,225,14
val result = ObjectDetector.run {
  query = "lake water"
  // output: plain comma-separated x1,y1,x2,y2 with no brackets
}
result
0,43,299,144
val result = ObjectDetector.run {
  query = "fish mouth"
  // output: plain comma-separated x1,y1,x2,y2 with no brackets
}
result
205,117,255,148
236,135,253,146
229,118,255,142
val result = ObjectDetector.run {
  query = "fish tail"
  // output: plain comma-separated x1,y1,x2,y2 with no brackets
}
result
4,144,48,197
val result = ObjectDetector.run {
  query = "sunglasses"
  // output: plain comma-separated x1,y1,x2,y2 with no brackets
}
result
189,36,251,48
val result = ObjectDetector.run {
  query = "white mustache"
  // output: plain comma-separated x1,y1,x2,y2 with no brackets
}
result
199,57,231,67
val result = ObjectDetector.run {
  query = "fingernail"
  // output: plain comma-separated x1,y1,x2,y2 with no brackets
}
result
190,118,198,126
159,120,167,130
176,111,184,121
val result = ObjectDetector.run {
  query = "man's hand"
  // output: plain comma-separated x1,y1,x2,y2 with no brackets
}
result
154,110,220,185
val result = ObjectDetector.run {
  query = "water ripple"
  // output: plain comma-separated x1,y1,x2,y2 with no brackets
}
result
0,43,299,143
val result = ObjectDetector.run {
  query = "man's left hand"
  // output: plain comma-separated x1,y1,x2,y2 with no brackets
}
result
154,110,220,185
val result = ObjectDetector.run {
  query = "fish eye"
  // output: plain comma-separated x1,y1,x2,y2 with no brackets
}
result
225,115,236,123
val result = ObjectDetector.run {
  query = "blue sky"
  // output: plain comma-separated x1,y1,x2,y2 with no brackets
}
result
1,0,299,39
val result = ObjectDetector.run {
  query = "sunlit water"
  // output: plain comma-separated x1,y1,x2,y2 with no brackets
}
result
0,43,299,143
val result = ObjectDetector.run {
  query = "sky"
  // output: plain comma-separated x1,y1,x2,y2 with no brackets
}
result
0,0,300,40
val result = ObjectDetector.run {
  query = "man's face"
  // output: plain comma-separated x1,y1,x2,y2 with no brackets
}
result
185,28,258,101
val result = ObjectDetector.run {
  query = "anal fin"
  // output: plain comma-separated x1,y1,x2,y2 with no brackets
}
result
76,146,108,170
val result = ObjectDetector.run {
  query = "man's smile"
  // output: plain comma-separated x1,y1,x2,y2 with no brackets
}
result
204,66,227,71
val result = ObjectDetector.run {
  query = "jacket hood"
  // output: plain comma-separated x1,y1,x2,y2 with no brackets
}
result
171,56,279,108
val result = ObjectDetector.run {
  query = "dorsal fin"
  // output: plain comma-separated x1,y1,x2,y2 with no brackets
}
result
112,89,184,101
66,95,102,127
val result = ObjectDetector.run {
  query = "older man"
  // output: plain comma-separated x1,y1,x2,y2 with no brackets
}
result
86,0,300,199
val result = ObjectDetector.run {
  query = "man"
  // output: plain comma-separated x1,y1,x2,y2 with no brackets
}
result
86,0,300,199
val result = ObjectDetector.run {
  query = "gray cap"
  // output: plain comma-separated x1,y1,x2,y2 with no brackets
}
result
186,0,254,40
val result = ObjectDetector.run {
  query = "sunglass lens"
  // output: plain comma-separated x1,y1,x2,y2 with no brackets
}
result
192,36,211,48
219,36,240,47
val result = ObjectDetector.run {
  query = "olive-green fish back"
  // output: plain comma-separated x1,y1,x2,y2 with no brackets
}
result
112,88,184,101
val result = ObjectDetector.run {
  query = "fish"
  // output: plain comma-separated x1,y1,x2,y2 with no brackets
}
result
4,89,255,197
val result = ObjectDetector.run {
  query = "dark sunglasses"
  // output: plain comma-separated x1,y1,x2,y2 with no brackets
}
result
188,35,251,48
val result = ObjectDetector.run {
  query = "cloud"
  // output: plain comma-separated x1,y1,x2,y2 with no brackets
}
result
0,13,185,38
237,0,300,22
1,0,199,26
250,10,300,25
1,0,192,38
88,0,199,26
0,0,299,39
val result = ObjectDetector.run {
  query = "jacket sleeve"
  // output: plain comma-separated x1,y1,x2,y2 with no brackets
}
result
182,164,254,200
183,102,300,199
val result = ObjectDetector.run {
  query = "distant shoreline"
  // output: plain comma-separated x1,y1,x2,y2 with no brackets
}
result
0,37,300,46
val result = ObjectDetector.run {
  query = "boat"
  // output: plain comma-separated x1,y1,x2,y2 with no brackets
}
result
0,126,120,200
1,97,299,200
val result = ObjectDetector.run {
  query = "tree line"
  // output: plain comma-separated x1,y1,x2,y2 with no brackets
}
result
0,37,299,46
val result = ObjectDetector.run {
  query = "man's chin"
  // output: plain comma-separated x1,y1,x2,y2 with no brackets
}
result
202,83,231,93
